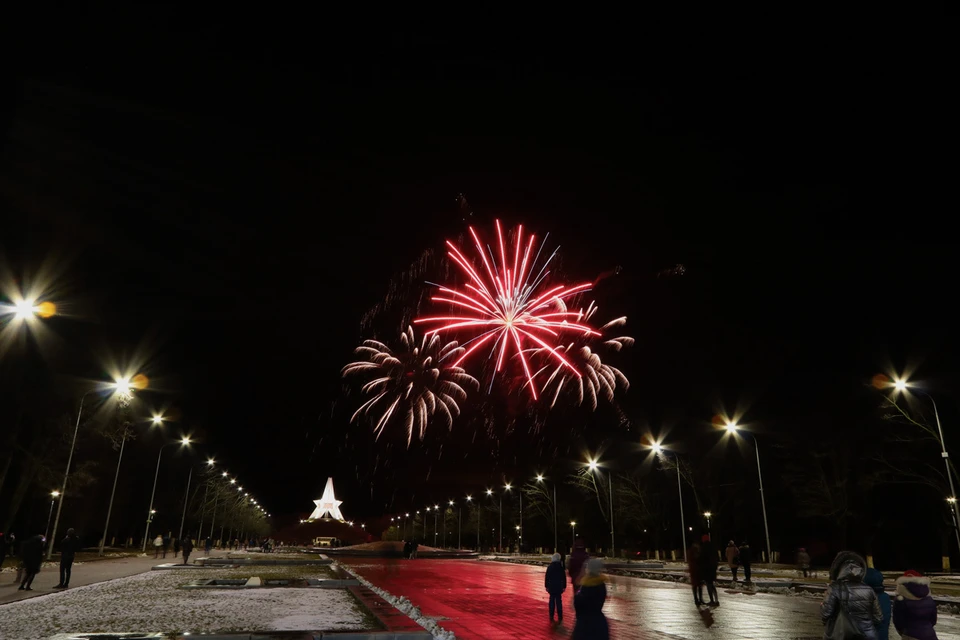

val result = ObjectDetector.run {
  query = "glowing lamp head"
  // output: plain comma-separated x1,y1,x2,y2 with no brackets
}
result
448,500,454,506
113,377,133,396
207,458,215,466
570,521,576,527
504,483,512,491
180,437,192,446
466,495,472,501
13,299,37,320
536,474,544,482
949,497,958,504
222,471,228,477
230,479,236,484
724,422,738,433
151,415,164,425
587,459,599,470
51,490,60,498
894,379,908,392
486,489,493,496
652,443,664,454
434,504,439,509
704,511,712,518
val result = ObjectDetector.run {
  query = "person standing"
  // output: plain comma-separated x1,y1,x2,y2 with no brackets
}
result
725,540,740,582
739,540,753,584
17,534,44,591
893,569,938,640
687,541,704,606
161,534,170,558
572,558,609,640
54,528,79,589
568,539,589,593
152,534,163,558
204,536,212,555
821,551,882,640
699,535,720,606
181,535,194,565
797,547,811,578
0,532,7,569
545,553,567,624
865,568,892,640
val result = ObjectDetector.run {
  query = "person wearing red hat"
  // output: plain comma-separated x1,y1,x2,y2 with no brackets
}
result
698,534,720,606
893,569,938,640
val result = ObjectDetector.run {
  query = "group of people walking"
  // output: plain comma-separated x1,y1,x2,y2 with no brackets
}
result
151,533,195,563
6,529,79,591
544,539,610,639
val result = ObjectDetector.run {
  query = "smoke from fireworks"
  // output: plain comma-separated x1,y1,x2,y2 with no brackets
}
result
414,220,600,399
531,301,633,409
343,326,479,446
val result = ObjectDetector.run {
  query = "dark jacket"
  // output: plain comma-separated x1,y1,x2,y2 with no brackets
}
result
181,538,194,555
864,569,891,640
739,543,752,566
21,535,44,573
60,533,80,561
572,574,609,640
687,544,702,585
698,540,718,580
545,560,567,594
569,546,589,586
821,551,882,640
893,574,938,640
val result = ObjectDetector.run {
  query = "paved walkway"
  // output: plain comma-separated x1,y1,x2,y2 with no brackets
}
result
341,558,960,639
0,549,231,605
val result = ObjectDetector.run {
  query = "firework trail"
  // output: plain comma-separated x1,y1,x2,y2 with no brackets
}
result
343,326,479,446
414,220,599,399
529,301,633,410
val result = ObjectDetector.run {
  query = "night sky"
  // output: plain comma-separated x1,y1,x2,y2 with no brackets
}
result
1,14,952,563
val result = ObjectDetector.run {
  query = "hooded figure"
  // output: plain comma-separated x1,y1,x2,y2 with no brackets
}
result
545,553,567,623
572,558,609,640
821,551,882,640
864,568,891,640
568,539,588,590
893,570,938,640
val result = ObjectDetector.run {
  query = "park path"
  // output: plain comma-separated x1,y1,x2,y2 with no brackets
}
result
341,557,960,640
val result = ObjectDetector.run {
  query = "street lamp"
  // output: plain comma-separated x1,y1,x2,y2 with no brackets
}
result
652,442,688,562
723,421,773,565
48,375,143,559
487,489,502,552
466,495,477,550
433,504,439,546
44,491,60,541
892,378,960,558
570,520,577,545
141,435,192,552
704,511,712,540
586,457,615,558
449,500,456,549
179,457,214,543
505,483,523,553
536,473,559,554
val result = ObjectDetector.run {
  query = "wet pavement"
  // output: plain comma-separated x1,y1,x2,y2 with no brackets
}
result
341,558,960,639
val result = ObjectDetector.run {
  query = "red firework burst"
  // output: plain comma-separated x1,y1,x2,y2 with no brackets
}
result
414,220,599,399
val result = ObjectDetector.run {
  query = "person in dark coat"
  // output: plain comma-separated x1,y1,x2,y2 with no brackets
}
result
403,540,412,559
0,532,7,569
821,550,882,640
173,537,181,558
568,538,589,592
17,534,44,591
893,570,938,640
864,568,891,640
545,553,567,623
687,541,703,605
162,534,170,558
739,541,753,583
54,528,80,588
181,536,194,565
698,535,719,606
572,558,609,640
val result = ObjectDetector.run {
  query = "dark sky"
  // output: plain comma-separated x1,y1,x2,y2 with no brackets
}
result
1,13,952,550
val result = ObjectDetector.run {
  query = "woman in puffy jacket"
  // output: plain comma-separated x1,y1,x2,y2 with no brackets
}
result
821,551,883,640
893,570,938,640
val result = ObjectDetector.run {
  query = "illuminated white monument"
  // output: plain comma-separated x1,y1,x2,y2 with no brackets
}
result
308,477,344,521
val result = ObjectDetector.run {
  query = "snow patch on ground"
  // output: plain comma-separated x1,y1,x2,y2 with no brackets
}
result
336,561,455,640
0,566,367,640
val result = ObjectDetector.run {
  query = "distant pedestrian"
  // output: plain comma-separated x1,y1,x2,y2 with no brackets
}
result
568,538,588,593
572,558,609,640
893,570,938,640
687,541,703,606
545,553,567,624
725,540,740,582
17,534,44,591
205,536,212,555
821,551,882,640
739,541,753,583
152,534,163,558
403,540,412,559
865,568,891,640
0,532,7,569
173,537,181,557
181,536,194,565
797,547,811,577
698,535,719,606
54,528,80,589
162,534,170,558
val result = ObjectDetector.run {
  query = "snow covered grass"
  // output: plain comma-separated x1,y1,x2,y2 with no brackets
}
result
336,561,456,640
0,566,369,640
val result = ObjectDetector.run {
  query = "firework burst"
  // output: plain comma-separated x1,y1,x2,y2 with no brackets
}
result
530,301,633,409
414,220,599,399
343,326,478,446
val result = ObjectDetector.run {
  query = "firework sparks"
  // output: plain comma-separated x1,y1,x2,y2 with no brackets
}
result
414,220,599,399
343,326,478,446
530,301,633,409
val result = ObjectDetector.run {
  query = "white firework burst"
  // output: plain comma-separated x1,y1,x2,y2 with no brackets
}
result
343,326,479,446
531,301,633,410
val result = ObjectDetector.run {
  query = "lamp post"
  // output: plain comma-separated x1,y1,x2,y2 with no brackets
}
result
179,459,214,542
504,483,522,553
893,379,960,558
570,520,576,547
653,443,687,562
488,489,502,552
704,512,712,541
536,474,559,554
99,426,131,556
142,435,192,552
466,495,474,550
722,422,772,564
48,376,138,560
433,505,439,547
449,500,457,549
587,458,615,558
44,491,60,541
